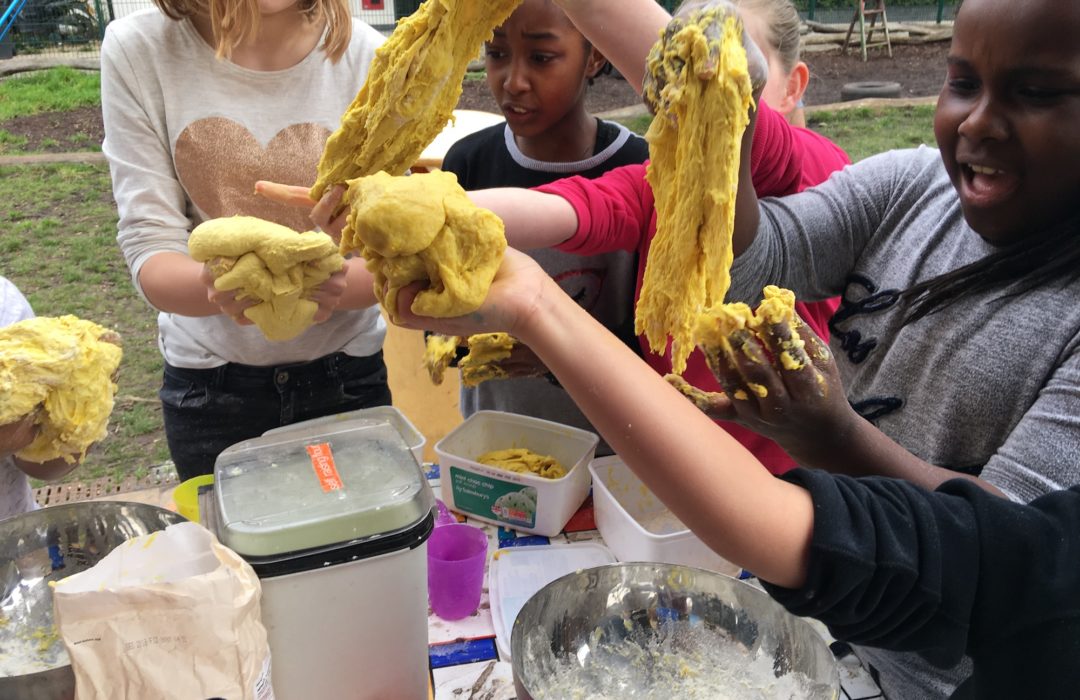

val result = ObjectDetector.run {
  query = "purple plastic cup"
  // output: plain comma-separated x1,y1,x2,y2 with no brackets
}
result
427,523,488,620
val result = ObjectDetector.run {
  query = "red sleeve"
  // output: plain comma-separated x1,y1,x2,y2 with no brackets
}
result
534,164,654,256
750,101,852,197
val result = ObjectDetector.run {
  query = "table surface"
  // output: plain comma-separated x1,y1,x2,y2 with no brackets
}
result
421,463,885,700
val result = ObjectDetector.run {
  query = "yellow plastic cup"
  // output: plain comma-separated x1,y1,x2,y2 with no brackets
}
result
173,474,215,523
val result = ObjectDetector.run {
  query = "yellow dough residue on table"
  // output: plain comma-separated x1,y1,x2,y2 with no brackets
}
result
188,216,344,341
0,316,122,463
638,11,753,374
345,171,506,321
477,447,566,480
311,0,523,202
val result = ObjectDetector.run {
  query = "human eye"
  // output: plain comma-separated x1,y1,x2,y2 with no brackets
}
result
531,52,557,64
1016,85,1067,102
485,44,507,60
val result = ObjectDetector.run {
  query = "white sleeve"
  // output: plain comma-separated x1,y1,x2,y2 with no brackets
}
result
0,277,34,326
100,24,193,306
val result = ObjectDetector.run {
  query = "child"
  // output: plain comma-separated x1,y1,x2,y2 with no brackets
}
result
440,0,1080,695
470,0,847,474
390,248,1080,698
736,0,810,127
0,277,84,519
100,0,392,480
440,0,649,448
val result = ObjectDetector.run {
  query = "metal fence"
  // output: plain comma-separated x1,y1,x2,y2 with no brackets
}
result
0,0,956,59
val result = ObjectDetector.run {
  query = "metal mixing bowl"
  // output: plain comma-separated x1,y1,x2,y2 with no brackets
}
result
512,563,839,699
0,501,185,700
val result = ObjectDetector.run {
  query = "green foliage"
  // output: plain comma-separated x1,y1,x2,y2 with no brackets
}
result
0,67,101,121
807,104,936,162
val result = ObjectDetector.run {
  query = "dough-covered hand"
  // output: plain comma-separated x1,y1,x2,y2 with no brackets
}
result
0,412,40,458
392,248,548,338
643,1,768,117
305,260,349,324
706,315,850,463
491,344,550,380
199,262,255,326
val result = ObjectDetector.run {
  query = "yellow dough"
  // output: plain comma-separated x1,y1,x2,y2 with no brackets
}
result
477,447,566,480
344,171,506,322
638,11,753,374
663,373,724,412
459,332,514,387
423,333,461,385
0,316,122,464
311,0,522,200
423,332,516,387
188,215,345,341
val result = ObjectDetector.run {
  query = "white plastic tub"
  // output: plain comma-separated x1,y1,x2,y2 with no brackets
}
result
435,411,598,537
589,455,740,576
263,405,426,464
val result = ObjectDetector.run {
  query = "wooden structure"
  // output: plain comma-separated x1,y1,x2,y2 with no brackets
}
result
843,0,893,62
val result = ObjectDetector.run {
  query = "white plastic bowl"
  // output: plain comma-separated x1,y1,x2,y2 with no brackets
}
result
589,455,739,576
435,411,598,537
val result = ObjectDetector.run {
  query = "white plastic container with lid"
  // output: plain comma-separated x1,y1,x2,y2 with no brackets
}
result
261,405,427,464
214,419,435,700
434,411,598,537
589,455,740,577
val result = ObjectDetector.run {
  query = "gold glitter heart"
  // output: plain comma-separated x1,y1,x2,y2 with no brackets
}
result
175,117,330,232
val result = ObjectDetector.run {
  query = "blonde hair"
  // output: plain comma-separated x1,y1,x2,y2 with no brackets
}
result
676,0,803,73
731,0,802,72
153,0,353,62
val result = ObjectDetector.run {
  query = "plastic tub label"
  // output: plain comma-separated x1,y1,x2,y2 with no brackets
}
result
449,467,537,528
306,443,344,492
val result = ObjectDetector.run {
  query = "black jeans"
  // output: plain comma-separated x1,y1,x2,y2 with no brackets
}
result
161,352,392,481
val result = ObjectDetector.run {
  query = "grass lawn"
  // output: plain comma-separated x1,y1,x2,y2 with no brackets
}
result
0,69,936,486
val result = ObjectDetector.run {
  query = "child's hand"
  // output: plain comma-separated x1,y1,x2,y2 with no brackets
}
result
392,249,549,338
306,260,350,323
198,263,256,326
0,412,39,459
706,315,853,465
492,344,550,379
643,1,768,116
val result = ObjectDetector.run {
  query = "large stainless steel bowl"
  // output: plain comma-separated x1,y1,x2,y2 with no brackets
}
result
0,501,185,700
512,563,839,699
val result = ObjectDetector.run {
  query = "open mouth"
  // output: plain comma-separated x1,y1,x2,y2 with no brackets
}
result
959,162,1020,209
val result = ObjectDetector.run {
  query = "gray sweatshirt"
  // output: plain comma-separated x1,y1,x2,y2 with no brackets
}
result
731,146,1080,697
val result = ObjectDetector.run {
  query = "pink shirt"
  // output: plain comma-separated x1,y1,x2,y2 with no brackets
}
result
536,102,851,474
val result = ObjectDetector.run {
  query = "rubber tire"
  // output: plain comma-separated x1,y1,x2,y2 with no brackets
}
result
840,81,902,101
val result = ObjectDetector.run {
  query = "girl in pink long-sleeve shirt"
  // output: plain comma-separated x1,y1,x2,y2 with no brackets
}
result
534,99,848,474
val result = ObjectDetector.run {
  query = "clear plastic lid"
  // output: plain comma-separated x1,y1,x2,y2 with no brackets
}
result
214,419,434,559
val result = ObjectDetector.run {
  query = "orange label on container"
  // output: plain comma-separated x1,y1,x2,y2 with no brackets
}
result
307,443,344,492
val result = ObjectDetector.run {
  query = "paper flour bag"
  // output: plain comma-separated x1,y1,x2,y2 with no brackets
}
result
52,522,274,700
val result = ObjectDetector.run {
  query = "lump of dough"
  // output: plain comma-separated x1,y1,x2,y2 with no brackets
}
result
423,333,461,385
345,171,506,322
459,332,514,387
637,11,752,374
311,0,523,200
188,216,345,341
0,316,122,464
